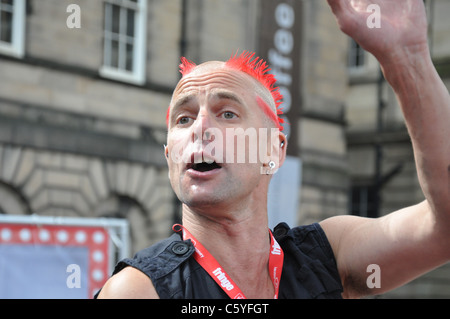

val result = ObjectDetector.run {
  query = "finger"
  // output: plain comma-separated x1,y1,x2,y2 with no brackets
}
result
326,0,360,35
326,0,354,23
326,0,344,15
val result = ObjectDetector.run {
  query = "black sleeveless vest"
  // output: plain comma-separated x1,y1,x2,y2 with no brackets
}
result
107,223,343,299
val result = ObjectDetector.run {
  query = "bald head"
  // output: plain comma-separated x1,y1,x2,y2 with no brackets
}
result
175,60,277,113
167,52,284,130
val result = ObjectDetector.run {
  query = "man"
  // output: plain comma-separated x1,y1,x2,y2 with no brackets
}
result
97,0,449,299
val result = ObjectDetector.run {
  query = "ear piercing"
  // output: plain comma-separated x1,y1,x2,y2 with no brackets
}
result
263,160,276,175
268,161,276,169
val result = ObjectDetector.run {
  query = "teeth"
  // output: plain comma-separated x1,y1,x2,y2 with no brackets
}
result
202,157,214,164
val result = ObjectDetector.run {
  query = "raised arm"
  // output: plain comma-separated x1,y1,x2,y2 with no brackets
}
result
323,0,450,298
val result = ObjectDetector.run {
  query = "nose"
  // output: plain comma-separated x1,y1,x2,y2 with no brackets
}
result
191,108,214,142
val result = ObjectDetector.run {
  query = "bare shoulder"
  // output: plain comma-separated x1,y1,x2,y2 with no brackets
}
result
319,214,371,252
319,201,450,298
319,213,387,298
97,266,160,299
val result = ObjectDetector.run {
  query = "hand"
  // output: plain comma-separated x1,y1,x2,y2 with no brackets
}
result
327,0,429,63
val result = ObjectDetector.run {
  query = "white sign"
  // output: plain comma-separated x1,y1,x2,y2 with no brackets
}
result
268,156,302,229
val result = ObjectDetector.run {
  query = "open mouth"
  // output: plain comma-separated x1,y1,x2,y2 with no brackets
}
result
189,162,222,172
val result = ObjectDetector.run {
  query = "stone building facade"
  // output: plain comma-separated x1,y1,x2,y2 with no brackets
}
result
0,0,264,254
0,0,448,298
0,0,181,253
298,0,349,225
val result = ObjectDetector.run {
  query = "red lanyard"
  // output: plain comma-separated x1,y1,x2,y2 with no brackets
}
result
173,224,284,299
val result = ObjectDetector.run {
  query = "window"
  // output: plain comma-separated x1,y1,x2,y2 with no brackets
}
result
348,39,366,71
349,185,378,218
100,0,147,85
0,0,25,58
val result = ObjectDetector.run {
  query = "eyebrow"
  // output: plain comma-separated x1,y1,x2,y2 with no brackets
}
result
172,95,196,111
167,95,194,127
211,91,244,106
168,90,246,126
172,90,244,111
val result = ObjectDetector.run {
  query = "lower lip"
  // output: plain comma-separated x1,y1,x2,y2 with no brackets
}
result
185,167,222,178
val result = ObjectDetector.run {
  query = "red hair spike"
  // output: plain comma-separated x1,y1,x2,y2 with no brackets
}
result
179,57,197,76
225,51,284,130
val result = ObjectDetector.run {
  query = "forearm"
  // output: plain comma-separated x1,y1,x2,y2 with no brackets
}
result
380,45,450,223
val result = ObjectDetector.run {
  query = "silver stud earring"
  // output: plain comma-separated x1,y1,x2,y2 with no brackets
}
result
261,161,277,175
265,161,276,175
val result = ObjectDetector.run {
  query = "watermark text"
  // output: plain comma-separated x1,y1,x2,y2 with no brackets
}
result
366,4,381,29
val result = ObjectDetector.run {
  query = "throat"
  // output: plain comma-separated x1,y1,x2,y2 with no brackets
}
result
180,207,282,298
230,265,275,299
214,236,278,298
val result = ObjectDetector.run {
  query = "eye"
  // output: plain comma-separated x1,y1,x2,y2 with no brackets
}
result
222,111,237,120
177,116,192,125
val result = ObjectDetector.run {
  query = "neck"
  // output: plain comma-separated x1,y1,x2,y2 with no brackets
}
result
181,203,274,298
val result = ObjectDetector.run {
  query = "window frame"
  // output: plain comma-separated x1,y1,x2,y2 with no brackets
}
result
100,0,147,85
347,38,367,73
0,0,26,58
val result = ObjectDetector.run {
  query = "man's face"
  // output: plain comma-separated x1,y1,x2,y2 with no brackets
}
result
166,63,283,212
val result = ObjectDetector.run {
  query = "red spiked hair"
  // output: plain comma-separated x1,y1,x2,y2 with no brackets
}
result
225,51,284,130
168,51,285,130
179,57,197,77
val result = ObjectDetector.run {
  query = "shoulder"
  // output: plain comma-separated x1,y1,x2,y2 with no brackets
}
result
275,222,341,276
96,266,159,299
97,233,195,299
274,222,344,298
275,222,336,258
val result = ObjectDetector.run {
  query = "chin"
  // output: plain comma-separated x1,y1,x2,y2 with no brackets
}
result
181,192,224,209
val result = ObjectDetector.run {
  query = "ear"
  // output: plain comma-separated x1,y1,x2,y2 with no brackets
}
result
262,129,287,175
164,144,169,163
272,130,287,170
